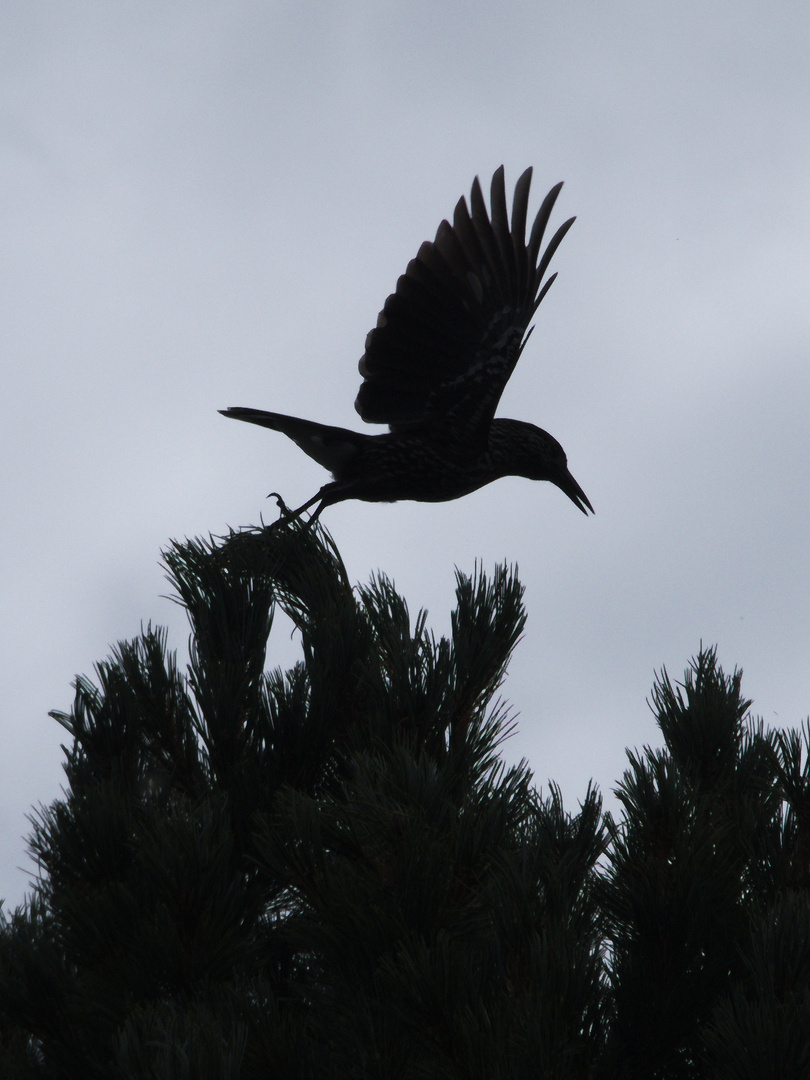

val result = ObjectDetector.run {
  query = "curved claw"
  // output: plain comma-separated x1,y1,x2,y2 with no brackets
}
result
267,491,293,517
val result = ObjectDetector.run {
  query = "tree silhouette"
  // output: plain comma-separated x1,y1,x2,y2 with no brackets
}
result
1,525,809,1078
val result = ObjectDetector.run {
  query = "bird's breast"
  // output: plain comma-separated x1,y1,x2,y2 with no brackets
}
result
335,432,498,504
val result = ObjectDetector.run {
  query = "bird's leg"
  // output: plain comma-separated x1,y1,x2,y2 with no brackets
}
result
267,489,328,527
300,497,329,530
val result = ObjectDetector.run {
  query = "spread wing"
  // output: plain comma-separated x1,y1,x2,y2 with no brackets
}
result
354,166,575,449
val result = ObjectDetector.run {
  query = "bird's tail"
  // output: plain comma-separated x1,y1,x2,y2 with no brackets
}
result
219,407,362,473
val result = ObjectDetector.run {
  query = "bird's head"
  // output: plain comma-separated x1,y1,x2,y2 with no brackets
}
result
489,419,594,515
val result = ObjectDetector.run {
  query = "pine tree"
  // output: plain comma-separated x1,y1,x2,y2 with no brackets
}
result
1,525,809,1078
0,524,605,1078
600,650,810,1079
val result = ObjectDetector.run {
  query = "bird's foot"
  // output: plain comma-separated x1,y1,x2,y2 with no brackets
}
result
266,491,322,531
267,491,293,518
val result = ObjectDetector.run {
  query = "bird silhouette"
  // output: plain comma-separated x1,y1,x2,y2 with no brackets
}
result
221,166,593,522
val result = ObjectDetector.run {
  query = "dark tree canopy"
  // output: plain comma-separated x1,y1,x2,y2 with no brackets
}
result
1,524,809,1078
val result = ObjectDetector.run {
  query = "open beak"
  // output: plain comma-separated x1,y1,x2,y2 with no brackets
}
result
556,468,594,515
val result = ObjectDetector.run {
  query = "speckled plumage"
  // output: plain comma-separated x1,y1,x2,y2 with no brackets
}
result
221,166,593,520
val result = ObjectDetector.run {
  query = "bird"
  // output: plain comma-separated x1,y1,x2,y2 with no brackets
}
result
221,166,593,522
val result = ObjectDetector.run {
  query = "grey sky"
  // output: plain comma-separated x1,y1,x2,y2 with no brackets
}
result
2,1,809,906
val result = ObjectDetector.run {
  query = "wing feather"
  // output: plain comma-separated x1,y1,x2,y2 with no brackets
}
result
488,166,517,294
356,168,573,436
510,166,533,296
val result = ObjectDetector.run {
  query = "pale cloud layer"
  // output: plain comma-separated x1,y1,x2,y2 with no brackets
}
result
2,1,809,905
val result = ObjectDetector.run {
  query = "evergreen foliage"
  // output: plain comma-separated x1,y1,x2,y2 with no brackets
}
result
1,524,809,1078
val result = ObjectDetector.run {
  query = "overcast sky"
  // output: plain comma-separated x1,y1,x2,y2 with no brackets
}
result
2,1,809,908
